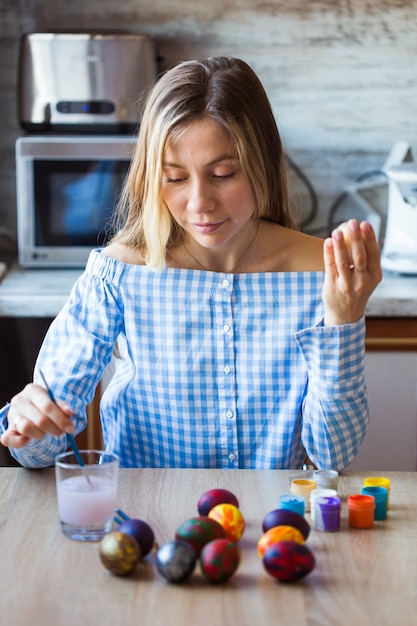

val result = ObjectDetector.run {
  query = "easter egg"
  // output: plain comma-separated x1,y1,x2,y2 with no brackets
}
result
262,509,310,540
200,539,240,583
257,525,305,558
197,488,239,516
208,503,245,542
263,540,315,582
175,516,226,556
117,518,155,558
156,540,197,583
99,531,141,576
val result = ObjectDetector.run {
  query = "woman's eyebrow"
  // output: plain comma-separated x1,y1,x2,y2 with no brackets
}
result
163,155,238,168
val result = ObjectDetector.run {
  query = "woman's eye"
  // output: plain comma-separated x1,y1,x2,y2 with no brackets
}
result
214,172,235,180
165,177,186,183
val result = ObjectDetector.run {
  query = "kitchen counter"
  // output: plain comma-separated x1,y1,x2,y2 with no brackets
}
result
0,260,416,317
365,270,417,316
0,261,82,317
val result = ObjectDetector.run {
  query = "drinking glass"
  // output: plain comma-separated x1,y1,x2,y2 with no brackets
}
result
55,449,119,541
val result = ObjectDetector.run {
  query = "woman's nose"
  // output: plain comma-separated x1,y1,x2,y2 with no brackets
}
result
187,179,214,213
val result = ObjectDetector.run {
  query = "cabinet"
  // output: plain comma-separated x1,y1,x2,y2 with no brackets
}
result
346,318,417,471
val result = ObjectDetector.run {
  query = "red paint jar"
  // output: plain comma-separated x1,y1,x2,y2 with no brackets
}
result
348,494,375,529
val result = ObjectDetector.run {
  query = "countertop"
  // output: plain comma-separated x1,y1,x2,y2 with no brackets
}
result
0,260,416,317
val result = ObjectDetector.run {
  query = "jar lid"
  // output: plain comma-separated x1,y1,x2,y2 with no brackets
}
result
315,496,341,509
348,494,375,509
291,479,317,487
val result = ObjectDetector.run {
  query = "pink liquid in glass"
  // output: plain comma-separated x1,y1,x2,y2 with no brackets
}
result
57,475,117,525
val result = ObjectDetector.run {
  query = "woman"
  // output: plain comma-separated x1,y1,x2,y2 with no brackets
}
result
0,57,382,469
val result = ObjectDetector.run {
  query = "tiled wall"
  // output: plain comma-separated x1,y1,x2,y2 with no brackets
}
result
1,0,416,245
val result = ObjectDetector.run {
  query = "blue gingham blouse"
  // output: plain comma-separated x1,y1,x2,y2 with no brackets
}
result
2,248,369,470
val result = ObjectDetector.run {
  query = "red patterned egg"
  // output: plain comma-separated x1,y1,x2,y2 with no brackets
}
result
257,525,304,558
262,509,310,540
208,503,245,542
175,516,226,556
197,488,239,516
200,539,240,583
263,540,315,582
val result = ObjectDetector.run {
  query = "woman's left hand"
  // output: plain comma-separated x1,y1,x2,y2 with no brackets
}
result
322,219,383,326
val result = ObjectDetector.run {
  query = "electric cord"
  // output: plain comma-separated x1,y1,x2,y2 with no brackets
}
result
287,155,319,229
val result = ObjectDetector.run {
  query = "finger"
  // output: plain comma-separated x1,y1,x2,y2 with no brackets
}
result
345,220,368,271
331,227,353,274
323,237,338,279
8,412,52,440
9,384,74,438
359,221,383,277
0,428,31,449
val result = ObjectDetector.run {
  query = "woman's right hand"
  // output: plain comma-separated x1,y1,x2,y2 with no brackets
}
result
0,383,74,449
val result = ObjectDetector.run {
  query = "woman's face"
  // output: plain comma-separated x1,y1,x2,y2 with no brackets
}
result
162,117,257,250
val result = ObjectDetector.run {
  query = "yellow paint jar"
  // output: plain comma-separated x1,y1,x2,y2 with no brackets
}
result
290,478,317,512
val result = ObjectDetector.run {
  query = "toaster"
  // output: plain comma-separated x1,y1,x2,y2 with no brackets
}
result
18,32,158,133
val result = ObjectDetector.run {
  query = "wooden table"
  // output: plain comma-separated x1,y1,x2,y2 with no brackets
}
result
1,468,416,625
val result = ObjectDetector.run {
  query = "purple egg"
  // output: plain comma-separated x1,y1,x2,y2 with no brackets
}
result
262,509,310,540
117,518,155,557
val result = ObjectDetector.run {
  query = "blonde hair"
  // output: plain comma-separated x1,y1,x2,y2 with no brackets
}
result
110,56,295,270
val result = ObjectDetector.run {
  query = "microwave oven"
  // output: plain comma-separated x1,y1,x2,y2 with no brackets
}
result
16,134,137,268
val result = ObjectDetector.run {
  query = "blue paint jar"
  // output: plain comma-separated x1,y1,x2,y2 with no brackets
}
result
278,494,305,517
361,486,388,520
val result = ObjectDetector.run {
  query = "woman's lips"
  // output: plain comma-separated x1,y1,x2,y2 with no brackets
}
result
192,221,225,234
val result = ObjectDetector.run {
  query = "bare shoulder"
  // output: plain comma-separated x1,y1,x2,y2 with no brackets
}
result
103,243,144,265
257,222,325,272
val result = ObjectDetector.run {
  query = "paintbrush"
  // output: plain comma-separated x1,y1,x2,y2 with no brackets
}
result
39,369,92,487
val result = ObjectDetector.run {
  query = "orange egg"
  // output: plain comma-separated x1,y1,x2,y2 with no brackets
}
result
208,503,245,542
257,525,305,558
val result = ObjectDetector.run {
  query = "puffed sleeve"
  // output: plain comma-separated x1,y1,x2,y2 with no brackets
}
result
8,250,124,468
295,316,369,470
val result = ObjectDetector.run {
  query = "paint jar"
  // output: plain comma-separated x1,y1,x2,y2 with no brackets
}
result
313,469,339,491
314,496,341,532
278,494,305,517
310,488,338,523
348,494,375,529
290,479,317,512
361,486,388,520
363,476,391,509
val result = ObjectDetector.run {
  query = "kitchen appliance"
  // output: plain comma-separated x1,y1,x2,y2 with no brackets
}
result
381,142,417,275
16,134,136,268
18,32,157,133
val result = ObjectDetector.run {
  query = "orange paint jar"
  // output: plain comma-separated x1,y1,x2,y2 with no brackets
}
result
348,494,375,529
